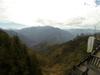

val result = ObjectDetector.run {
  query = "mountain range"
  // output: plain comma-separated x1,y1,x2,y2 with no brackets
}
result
5,26,74,48
1,21,100,49
67,29,100,37
1,21,100,75
0,25,90,75
4,27,100,49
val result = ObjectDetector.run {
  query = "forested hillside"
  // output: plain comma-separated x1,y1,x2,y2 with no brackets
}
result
35,35,89,75
0,29,42,75
0,29,90,75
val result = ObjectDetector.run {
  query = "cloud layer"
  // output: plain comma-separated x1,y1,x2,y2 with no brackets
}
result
0,0,5,20
1,0,100,29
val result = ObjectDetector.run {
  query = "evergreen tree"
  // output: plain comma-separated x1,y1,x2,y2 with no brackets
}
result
0,30,42,75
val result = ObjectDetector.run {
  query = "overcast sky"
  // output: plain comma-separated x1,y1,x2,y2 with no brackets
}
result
1,0,100,29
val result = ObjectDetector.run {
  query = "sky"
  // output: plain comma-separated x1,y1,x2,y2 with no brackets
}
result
0,0,100,29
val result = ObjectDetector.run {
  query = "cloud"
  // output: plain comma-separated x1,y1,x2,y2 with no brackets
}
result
0,21,26,29
1,0,100,29
64,17,85,25
59,6,100,29
32,0,100,29
0,0,6,20
36,7,100,29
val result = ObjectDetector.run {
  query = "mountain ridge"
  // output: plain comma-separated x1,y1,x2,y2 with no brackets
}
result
5,26,74,48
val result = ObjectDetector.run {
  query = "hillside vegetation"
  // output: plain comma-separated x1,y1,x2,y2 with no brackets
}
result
34,35,89,75
0,29,90,75
0,29,42,75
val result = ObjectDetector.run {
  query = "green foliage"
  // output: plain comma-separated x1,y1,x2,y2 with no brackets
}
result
37,35,89,75
0,30,42,75
0,29,89,75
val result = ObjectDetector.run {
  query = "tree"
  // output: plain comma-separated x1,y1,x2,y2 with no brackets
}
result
0,30,42,75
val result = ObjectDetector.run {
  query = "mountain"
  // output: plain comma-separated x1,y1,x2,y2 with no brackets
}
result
13,26,74,47
0,21,26,29
6,26,100,49
5,30,32,46
67,29,100,37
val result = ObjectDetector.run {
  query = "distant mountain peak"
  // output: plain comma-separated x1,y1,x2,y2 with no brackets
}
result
21,26,60,30
5,26,74,48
